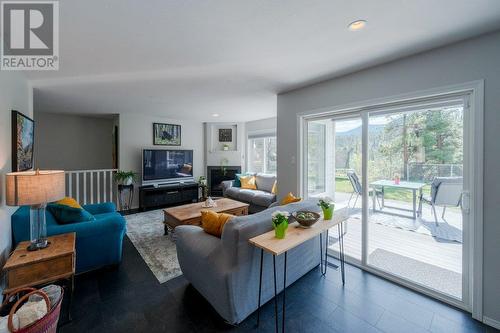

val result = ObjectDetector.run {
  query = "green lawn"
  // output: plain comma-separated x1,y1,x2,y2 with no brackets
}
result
335,177,431,203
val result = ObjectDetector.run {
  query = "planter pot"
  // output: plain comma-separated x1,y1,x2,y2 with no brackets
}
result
274,222,288,239
122,178,133,186
322,206,334,220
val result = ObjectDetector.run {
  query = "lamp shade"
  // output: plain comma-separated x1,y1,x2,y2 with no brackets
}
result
6,170,65,206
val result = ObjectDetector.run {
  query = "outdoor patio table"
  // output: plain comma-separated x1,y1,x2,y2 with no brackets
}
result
370,180,426,219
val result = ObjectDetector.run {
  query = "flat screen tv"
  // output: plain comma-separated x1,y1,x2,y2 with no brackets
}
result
142,149,194,185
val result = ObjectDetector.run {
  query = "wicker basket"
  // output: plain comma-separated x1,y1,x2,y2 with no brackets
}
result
4,287,63,333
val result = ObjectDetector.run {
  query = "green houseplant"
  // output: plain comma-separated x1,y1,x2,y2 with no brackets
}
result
318,197,335,220
114,170,138,185
272,211,290,239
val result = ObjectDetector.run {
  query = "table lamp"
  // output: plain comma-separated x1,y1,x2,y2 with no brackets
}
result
6,169,65,251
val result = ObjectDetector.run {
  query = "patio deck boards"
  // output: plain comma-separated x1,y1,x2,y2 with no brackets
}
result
327,192,462,298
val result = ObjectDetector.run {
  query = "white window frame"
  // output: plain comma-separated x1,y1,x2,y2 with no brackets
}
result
297,81,484,320
247,133,277,174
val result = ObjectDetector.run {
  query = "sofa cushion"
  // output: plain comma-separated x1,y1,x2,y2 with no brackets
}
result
251,191,276,207
255,174,276,193
240,175,257,190
225,187,241,199
238,189,257,202
234,172,254,187
201,210,233,237
47,202,95,225
281,192,301,205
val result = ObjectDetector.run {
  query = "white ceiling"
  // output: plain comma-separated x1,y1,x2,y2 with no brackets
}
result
29,0,500,122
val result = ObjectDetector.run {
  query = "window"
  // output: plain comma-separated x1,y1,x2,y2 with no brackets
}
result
247,136,277,174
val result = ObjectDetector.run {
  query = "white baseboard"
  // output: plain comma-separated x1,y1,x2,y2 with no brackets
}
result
483,316,500,330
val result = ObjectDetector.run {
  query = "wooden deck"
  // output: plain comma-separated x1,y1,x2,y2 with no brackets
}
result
326,192,462,298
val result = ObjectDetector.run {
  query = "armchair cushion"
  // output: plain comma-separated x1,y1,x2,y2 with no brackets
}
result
47,201,95,225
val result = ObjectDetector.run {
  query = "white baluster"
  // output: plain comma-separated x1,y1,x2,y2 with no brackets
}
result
68,173,73,198
103,171,107,202
90,172,94,204
76,173,80,203
97,171,101,203
83,172,87,205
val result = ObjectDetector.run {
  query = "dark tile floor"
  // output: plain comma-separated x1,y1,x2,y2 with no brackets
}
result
60,237,498,333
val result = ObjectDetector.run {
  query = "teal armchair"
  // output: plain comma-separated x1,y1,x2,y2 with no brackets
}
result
11,202,127,274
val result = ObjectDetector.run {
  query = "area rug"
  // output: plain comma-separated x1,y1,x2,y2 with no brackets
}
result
369,248,462,299
350,210,462,243
125,209,181,284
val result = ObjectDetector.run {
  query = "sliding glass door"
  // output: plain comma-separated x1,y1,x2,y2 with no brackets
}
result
367,102,465,301
302,90,475,310
306,115,363,261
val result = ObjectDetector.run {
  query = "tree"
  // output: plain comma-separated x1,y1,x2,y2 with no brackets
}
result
379,108,463,180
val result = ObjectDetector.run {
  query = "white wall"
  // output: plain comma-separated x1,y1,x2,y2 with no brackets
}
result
0,73,32,291
119,114,204,208
204,122,246,168
245,117,276,135
34,112,115,170
277,31,500,324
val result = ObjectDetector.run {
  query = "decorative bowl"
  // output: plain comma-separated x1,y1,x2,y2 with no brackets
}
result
291,211,321,228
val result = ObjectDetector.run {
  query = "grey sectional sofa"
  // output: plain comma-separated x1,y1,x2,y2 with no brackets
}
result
221,173,277,213
175,199,348,324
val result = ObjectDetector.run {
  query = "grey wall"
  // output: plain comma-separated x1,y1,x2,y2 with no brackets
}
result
245,117,276,135
0,73,32,292
34,112,115,170
277,30,500,323
119,114,204,208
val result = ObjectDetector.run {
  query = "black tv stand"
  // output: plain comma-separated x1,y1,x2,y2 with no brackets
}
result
139,181,199,211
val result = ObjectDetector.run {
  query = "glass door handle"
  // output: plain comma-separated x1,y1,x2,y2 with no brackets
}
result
461,191,470,214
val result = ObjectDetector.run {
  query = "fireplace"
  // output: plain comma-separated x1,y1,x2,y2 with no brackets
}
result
207,166,241,197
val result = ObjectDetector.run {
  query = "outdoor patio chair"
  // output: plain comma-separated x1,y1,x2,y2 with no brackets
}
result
418,177,463,225
346,171,384,209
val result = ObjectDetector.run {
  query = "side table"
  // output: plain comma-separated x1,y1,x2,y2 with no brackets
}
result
249,212,347,333
3,233,76,320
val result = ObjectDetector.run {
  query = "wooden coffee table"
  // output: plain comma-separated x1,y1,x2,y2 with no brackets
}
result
163,198,249,235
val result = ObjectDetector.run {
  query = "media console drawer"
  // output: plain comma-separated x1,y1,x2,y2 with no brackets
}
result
139,183,200,211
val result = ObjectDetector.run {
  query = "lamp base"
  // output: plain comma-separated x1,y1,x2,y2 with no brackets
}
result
29,204,49,251
27,239,49,251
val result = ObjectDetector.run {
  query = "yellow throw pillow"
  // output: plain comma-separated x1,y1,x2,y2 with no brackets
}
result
271,181,277,194
55,197,82,209
240,175,257,190
201,210,233,237
281,192,301,205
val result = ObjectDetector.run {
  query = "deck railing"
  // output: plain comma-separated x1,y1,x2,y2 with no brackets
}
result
65,169,118,205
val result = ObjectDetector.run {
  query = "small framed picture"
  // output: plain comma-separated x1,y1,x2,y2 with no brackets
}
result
218,128,232,142
153,123,181,146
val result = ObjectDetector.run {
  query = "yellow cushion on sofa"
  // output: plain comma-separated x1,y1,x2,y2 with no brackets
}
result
271,181,277,194
55,197,82,209
240,175,257,190
280,192,301,205
201,210,233,237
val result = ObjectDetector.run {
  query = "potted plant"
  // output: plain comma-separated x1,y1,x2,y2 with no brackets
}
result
272,211,290,239
222,144,230,151
318,197,335,220
198,176,207,186
114,170,138,185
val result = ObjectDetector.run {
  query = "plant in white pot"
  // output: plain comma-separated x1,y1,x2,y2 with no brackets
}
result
115,170,138,185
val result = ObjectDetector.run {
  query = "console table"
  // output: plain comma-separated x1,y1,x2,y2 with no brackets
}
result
139,182,200,211
249,213,346,333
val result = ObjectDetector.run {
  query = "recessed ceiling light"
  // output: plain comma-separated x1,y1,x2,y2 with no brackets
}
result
348,20,367,31
212,113,220,117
